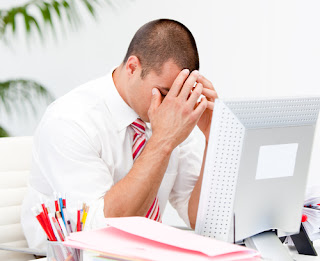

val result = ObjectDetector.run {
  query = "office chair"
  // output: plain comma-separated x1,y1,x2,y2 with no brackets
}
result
0,136,45,261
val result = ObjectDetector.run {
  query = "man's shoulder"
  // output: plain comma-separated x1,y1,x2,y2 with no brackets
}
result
46,74,111,121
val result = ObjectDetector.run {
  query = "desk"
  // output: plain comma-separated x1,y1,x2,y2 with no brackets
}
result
30,241,320,261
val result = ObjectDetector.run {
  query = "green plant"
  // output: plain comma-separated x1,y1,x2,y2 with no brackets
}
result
0,0,115,137
0,0,113,42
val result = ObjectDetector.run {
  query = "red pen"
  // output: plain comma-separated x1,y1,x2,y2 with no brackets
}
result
77,202,81,232
54,192,60,212
37,205,56,241
62,193,66,208
39,198,56,241
32,207,52,241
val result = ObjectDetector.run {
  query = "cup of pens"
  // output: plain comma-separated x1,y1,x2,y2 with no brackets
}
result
32,192,89,261
47,241,81,261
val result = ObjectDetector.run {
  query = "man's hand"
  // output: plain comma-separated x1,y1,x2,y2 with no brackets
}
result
196,75,218,142
148,69,207,151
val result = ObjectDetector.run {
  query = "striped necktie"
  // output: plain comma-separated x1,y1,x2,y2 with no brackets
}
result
130,118,161,222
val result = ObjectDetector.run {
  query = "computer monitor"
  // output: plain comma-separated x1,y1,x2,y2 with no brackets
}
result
195,97,320,260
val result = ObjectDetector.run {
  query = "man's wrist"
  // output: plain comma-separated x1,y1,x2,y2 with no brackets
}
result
147,135,174,157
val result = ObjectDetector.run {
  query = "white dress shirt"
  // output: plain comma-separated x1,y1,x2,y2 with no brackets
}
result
21,69,204,250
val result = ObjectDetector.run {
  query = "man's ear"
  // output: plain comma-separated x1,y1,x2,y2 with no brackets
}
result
125,56,141,77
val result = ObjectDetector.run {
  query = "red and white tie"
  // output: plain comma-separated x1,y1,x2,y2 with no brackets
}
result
130,118,161,222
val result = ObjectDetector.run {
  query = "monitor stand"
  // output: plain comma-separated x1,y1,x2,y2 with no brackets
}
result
280,224,318,256
244,231,293,261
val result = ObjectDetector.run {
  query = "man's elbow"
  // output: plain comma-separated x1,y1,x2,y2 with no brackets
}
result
190,221,196,230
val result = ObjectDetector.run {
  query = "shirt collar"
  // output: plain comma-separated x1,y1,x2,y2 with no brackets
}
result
104,67,140,132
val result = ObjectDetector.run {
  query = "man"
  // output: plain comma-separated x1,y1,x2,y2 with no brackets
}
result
21,19,217,250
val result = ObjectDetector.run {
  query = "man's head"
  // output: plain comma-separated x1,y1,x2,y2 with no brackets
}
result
123,19,199,78
114,19,199,122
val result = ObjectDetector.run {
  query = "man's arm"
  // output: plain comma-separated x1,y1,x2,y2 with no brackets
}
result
103,134,172,217
188,142,207,229
103,69,208,218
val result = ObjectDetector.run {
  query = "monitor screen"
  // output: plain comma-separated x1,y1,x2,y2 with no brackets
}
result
195,97,320,244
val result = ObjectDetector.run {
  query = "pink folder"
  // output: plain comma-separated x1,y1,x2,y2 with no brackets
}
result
64,217,261,261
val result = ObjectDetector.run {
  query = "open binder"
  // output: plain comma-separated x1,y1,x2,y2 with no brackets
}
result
64,217,260,261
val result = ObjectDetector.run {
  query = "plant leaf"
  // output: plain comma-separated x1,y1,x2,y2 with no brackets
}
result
0,0,120,43
0,79,54,117
22,9,31,34
53,1,61,19
82,0,95,17
0,126,10,137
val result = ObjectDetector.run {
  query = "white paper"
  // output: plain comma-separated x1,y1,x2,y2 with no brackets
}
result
256,143,298,180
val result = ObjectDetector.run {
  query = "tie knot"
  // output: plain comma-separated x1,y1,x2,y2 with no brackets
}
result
130,118,146,135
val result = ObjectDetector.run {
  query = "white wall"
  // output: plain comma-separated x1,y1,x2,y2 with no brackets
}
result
0,0,214,135
1,0,320,225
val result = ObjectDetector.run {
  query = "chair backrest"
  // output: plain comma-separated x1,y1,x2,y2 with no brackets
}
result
0,136,35,261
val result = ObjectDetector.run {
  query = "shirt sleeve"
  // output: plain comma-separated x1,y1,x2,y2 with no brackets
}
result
32,115,113,230
168,128,205,227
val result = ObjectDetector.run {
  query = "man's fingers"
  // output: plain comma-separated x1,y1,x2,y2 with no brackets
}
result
198,75,217,93
187,83,203,107
179,70,199,100
207,101,214,110
167,69,190,97
148,88,162,118
200,88,218,102
194,97,207,118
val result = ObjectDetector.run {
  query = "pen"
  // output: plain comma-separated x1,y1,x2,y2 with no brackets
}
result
56,211,68,238
39,197,56,241
38,205,56,241
32,207,53,241
58,193,66,226
51,214,65,241
67,220,73,233
47,211,62,242
62,193,66,208
54,192,60,212
62,207,72,235
77,202,81,232
82,205,89,229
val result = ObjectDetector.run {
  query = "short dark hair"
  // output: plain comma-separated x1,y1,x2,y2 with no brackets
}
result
123,19,199,78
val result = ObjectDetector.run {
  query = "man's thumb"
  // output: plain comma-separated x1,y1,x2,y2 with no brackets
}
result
149,88,161,114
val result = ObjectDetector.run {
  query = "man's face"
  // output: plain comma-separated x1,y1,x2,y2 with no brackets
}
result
128,60,182,122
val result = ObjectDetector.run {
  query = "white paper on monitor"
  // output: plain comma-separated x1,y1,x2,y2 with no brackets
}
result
256,143,298,180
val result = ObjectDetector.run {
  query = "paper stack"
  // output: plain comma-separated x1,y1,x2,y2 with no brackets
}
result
64,216,261,261
301,186,320,241
283,186,320,246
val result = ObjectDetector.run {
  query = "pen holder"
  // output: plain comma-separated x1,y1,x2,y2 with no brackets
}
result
47,241,82,261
